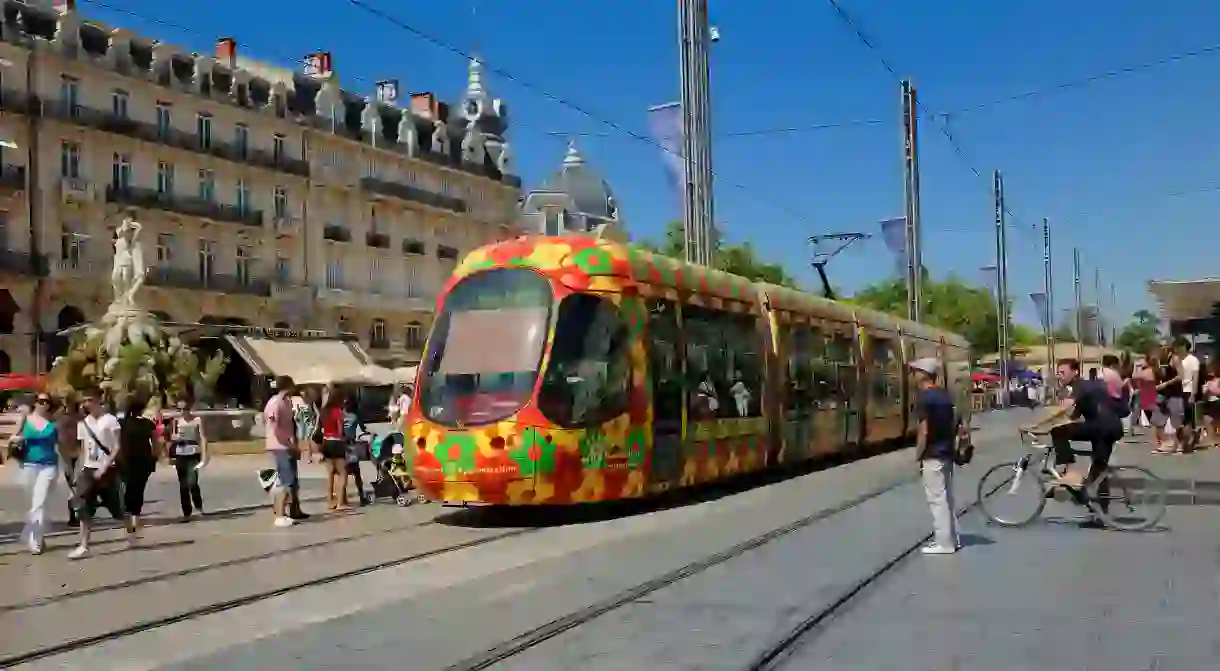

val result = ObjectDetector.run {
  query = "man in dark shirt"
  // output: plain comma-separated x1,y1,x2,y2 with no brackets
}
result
1045,358,1123,520
910,357,960,555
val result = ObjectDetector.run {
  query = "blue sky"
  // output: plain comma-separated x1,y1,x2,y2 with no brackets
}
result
83,0,1220,328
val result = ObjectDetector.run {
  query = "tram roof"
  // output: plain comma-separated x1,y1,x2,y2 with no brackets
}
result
1147,278,1220,322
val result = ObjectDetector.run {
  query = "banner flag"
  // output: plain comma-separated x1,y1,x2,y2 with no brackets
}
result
1030,292,1049,331
646,102,685,206
879,217,907,278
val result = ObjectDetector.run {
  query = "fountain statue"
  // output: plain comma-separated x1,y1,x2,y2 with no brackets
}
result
47,214,227,405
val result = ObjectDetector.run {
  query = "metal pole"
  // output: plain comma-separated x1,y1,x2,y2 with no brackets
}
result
1073,248,1084,363
1110,282,1118,348
677,0,714,266
695,0,715,266
1043,217,1055,385
993,171,1010,407
909,85,923,321
1093,267,1104,347
901,80,917,321
677,0,698,264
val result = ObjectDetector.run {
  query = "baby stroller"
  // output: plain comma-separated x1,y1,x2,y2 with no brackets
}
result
370,432,426,506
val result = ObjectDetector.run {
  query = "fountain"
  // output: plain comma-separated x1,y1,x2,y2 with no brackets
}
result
48,215,226,404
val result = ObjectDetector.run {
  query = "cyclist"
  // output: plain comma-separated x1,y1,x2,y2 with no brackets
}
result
1029,358,1123,523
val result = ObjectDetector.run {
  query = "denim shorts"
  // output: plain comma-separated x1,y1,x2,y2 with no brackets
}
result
270,450,298,489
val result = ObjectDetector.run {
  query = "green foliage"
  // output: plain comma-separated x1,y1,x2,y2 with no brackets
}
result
1009,323,1043,347
644,220,797,288
48,318,228,406
850,275,1004,355
1116,308,1162,355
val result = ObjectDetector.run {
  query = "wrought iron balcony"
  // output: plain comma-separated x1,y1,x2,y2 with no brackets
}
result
402,238,426,255
0,250,47,276
0,164,26,190
365,231,390,248
436,245,461,261
359,176,467,214
105,185,264,228
146,267,271,297
323,225,352,243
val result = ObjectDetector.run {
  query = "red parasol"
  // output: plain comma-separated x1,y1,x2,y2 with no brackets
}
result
971,371,1001,383
0,373,46,392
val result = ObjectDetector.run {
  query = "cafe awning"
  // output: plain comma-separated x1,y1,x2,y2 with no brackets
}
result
1148,278,1220,322
224,335,372,379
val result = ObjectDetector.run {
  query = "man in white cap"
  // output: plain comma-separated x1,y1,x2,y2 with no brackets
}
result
909,357,961,555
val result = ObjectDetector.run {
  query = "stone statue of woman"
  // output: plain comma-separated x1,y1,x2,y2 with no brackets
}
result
111,217,146,307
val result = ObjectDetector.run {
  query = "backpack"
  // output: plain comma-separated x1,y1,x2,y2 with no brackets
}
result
1111,385,1132,419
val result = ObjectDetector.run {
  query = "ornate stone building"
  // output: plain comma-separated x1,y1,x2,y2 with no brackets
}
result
0,0,522,374
519,141,622,238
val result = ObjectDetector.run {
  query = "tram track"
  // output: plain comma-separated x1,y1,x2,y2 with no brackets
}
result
440,472,920,671
0,525,540,668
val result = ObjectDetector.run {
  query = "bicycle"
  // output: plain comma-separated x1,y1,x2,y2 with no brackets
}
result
977,429,1167,531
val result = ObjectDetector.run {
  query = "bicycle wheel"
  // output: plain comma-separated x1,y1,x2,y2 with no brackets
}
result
1089,465,1167,531
977,460,1049,527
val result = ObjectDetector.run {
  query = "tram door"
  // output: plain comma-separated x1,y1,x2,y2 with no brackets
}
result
780,320,816,462
645,298,684,488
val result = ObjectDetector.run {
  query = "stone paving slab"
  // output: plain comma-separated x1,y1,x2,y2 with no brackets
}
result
784,506,1220,670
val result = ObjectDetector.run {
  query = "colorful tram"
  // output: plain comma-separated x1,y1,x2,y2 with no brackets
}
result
406,234,972,505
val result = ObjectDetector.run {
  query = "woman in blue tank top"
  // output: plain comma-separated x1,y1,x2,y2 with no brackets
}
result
7,393,63,555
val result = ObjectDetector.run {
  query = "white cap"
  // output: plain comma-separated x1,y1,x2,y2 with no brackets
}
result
908,357,941,376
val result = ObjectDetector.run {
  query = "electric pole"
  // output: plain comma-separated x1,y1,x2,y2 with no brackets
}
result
993,171,1010,406
1073,248,1084,362
1093,267,1104,347
1110,282,1118,348
901,80,924,321
677,0,715,266
1042,217,1055,385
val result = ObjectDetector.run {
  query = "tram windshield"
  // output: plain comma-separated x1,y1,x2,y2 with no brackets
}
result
419,268,552,427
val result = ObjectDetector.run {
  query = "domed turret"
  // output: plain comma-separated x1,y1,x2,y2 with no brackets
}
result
520,141,622,237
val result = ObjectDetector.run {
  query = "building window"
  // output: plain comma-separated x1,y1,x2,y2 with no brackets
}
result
405,322,423,349
60,142,81,179
273,134,286,162
196,113,212,150
197,239,215,281
273,187,287,218
156,233,175,266
156,161,174,195
61,225,85,267
325,252,344,290
60,76,79,117
155,102,171,138
111,153,131,190
405,264,418,297
275,255,290,284
371,319,387,348
369,206,379,233
235,124,249,158
365,156,377,178
198,169,215,201
236,244,253,285
111,89,129,119
235,180,250,214
369,255,383,292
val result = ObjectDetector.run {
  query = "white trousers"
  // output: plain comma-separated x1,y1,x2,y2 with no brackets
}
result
20,462,59,545
920,457,959,549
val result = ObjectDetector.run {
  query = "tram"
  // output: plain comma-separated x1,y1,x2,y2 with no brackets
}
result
405,234,972,505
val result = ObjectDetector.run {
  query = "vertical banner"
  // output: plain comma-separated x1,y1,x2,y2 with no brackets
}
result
879,217,907,278
1029,292,1049,332
647,102,685,206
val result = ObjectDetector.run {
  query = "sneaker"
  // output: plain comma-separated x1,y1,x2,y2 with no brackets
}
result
273,516,295,528
67,545,89,560
289,512,311,521
920,543,956,555
27,537,43,556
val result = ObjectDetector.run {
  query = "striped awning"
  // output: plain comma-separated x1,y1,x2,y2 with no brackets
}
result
224,335,371,379
1147,278,1220,322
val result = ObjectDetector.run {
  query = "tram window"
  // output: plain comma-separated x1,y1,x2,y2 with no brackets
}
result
869,336,900,405
646,299,683,425
825,330,857,406
537,293,631,427
685,305,761,419
784,325,813,413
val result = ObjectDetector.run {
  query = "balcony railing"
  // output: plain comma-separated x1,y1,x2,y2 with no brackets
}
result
365,231,390,248
436,245,461,261
0,250,47,276
146,267,271,297
323,225,352,243
43,99,310,178
402,239,426,255
105,185,264,228
359,176,467,214
0,163,25,190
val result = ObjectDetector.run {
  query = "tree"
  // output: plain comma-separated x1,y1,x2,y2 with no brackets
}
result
1010,323,1042,347
851,275,1003,355
1116,309,1161,355
640,221,797,288
1051,326,1077,343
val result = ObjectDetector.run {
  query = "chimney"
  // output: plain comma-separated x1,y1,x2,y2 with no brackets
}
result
410,92,436,120
216,37,237,68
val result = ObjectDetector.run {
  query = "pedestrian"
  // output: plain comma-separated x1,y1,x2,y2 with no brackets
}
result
909,357,961,556
169,394,209,521
264,375,302,528
343,395,370,506
318,384,349,509
70,386,123,560
118,396,159,548
6,393,64,555
56,397,82,528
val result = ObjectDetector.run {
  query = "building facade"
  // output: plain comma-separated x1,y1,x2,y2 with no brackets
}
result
519,141,621,238
0,1,522,375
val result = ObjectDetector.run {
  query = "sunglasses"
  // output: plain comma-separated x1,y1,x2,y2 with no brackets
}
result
35,397,51,404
